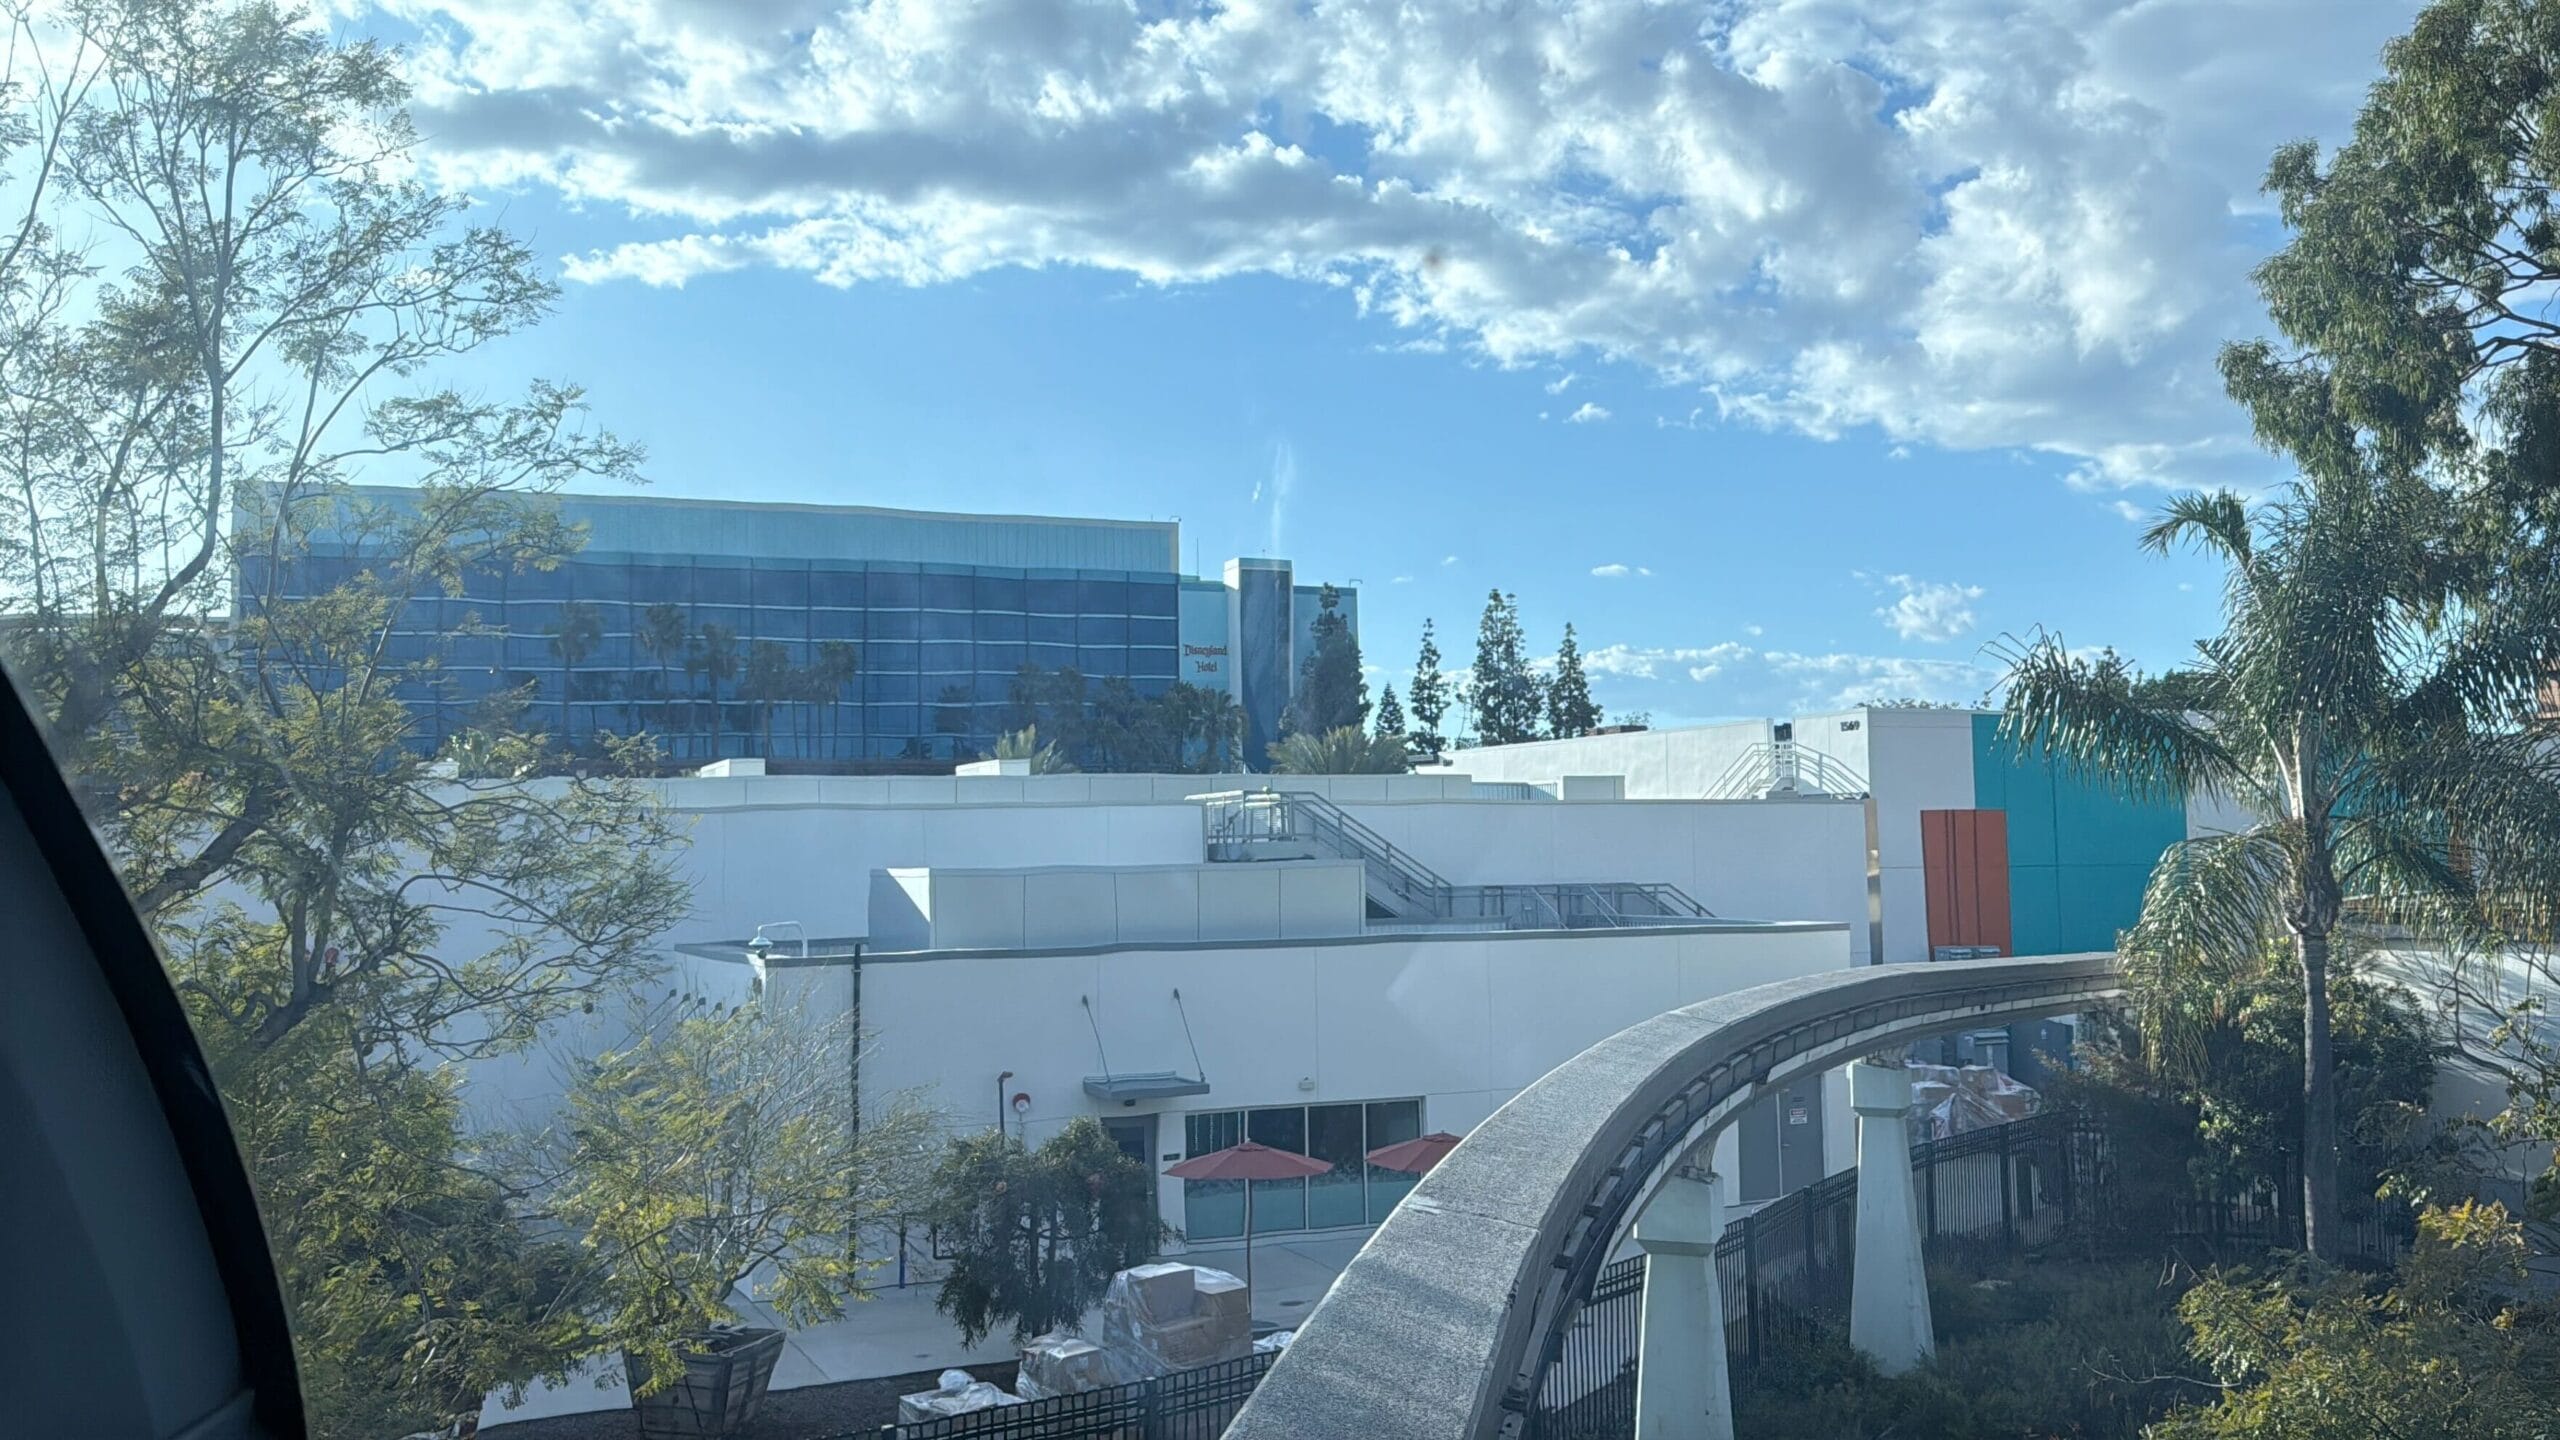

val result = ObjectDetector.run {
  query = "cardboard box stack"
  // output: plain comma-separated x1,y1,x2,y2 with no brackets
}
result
1095,1262,1253,1382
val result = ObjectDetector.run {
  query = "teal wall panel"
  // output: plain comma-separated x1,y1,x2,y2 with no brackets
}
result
2007,865,2065,958
1972,715,2184,955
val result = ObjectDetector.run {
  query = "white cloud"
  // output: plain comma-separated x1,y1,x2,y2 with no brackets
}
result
1864,572,1985,643
375,0,2414,492
1888,445,1911,461
1391,574,1414,584
2109,499,2147,522
1744,623,1765,637
1590,562,1653,578
1580,638,1994,710
1565,401,1612,425
1544,371,1578,395
1440,554,1459,566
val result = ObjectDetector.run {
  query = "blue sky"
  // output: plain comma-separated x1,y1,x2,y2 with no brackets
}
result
354,0,2427,726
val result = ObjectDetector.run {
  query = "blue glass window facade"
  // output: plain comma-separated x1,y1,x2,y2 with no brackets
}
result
250,549,1182,762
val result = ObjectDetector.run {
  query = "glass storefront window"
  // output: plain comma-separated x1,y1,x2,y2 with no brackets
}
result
1246,1108,1307,1232
1365,1100,1424,1221
1307,1104,1367,1228
1184,1112,1246,1241
1178,1100,1426,1241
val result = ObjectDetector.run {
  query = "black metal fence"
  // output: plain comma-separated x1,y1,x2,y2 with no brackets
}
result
867,1110,2409,1440
1525,1112,2076,1439
871,1350,1275,1440
1524,1109,2412,1440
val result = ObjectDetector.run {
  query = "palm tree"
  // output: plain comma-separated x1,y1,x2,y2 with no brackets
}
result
814,640,861,760
1998,480,2560,1261
544,599,605,746
1193,687,1244,773
1269,724,1410,775
636,603,690,755
743,640,792,758
691,623,740,759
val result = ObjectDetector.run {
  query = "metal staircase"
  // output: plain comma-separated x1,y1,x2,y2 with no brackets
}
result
1196,789,1718,930
1703,740,1871,800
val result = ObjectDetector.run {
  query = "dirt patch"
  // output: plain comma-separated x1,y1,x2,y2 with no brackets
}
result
477,1361,1022,1440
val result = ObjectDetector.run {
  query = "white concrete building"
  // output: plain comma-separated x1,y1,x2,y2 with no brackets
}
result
455,767,1875,1254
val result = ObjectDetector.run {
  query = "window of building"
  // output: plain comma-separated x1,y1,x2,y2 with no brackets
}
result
920,571,973,610
868,570,921,608
1025,578,1079,614
1180,1099,1424,1242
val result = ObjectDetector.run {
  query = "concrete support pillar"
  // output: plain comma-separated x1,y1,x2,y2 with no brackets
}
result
1848,1059,1934,1374
1632,1166,1734,1440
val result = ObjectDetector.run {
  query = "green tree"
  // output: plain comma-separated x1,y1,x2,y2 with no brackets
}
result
2225,0,2560,583
636,602,691,754
1270,724,1411,775
199,975,586,1436
1998,484,2560,1260
1182,683,1244,772
1408,620,1449,759
691,622,740,758
1545,622,1600,738
1284,581,1367,738
547,999,932,1392
926,1119,1163,1347
545,598,605,745
2061,963,2438,1217
992,725,1077,773
2153,1202,2560,1440
1466,589,1542,746
1375,683,1407,739
0,5,692,1431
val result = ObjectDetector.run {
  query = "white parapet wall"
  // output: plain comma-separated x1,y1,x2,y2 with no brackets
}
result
841,917,1857,1240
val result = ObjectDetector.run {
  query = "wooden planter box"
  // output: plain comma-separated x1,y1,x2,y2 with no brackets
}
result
624,1327,787,1439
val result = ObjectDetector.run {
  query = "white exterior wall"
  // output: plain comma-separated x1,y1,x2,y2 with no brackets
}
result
1801,708,1982,964
849,920,1855,1240
868,860,1367,951
1338,797,1874,963
1435,721,1772,798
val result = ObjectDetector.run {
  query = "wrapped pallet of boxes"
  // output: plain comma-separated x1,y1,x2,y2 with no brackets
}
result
1015,1333,1114,1401
1092,1263,1253,1382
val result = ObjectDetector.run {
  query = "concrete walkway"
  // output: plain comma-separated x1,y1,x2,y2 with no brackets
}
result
476,1234,1366,1429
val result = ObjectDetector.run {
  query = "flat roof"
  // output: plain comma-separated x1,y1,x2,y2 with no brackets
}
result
674,918,1846,967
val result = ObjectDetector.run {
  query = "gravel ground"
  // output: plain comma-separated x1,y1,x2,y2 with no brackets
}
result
476,1361,1021,1440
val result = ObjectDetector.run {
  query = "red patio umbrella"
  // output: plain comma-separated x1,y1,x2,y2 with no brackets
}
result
1165,1140,1331,1293
1366,1130,1464,1176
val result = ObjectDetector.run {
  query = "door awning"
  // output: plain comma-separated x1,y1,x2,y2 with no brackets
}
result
1082,1070,1211,1103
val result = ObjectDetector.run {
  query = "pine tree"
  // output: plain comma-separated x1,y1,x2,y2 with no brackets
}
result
1546,623,1600,738
1468,589,1544,746
1408,621,1448,759
1375,683,1407,738
1285,582,1368,737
